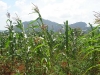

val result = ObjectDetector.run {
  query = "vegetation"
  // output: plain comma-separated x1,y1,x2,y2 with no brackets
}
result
0,4,100,75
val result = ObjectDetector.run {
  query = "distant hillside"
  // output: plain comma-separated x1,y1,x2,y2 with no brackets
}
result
70,22,87,30
14,19,88,32
14,19,63,32
0,30,5,32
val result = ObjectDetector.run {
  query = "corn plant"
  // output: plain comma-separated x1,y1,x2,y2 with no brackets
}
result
0,4,100,75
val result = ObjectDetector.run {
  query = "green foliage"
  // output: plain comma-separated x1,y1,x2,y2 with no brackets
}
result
0,4,100,75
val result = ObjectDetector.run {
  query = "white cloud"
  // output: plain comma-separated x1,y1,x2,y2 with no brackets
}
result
0,1,8,12
0,1,9,30
41,0,56,4
14,0,39,22
40,0,86,24
15,0,27,9
39,0,100,24
1,0,100,30
14,0,88,24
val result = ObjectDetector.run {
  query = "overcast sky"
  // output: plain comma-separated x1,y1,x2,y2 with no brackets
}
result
0,0,100,30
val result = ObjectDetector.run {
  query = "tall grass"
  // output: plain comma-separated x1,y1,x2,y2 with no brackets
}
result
0,4,100,75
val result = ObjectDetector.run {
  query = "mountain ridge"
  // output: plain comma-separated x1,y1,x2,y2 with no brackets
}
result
22,19,88,31
0,19,88,32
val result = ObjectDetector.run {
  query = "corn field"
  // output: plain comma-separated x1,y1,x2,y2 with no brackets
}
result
0,4,100,75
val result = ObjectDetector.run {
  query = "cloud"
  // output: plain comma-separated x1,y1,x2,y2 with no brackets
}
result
39,0,86,24
14,0,39,22
0,1,8,12
41,0,56,4
1,0,100,30
0,1,10,30
38,0,100,24
14,0,88,24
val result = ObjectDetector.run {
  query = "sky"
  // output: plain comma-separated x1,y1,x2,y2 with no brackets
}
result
0,0,100,30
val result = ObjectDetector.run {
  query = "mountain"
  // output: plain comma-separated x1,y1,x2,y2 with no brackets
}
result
0,30,5,32
14,19,88,32
14,19,63,32
70,22,87,30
